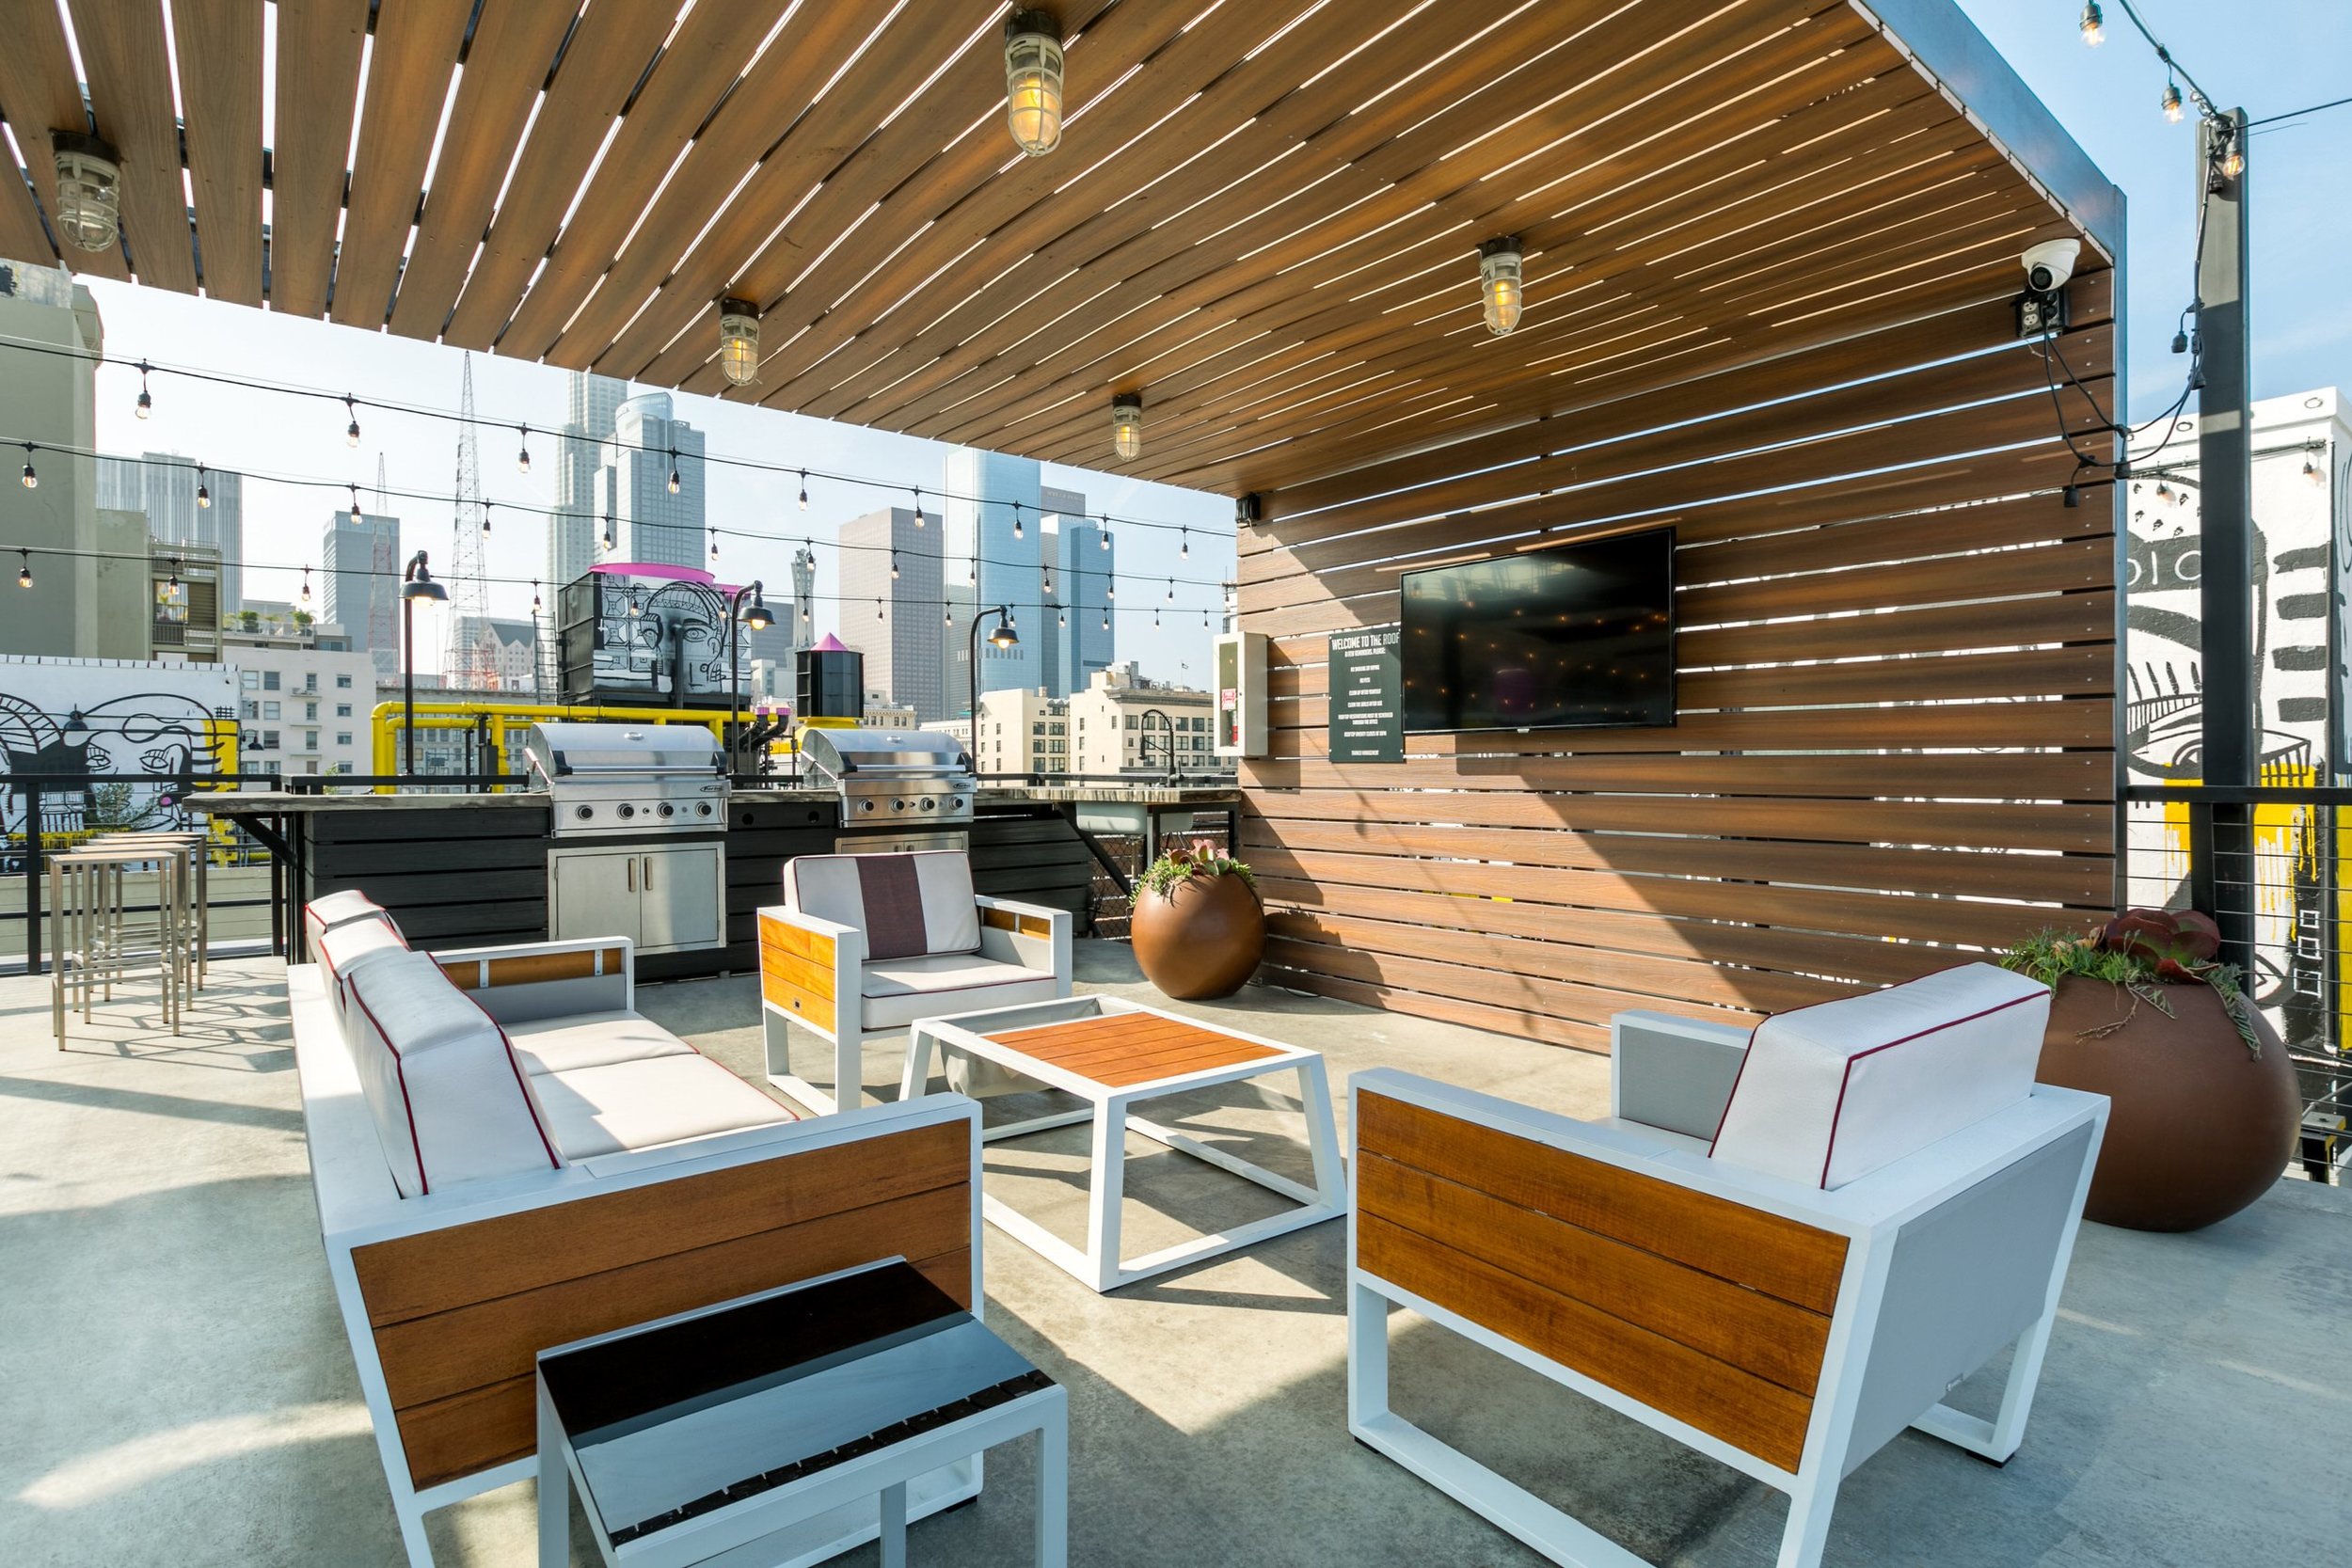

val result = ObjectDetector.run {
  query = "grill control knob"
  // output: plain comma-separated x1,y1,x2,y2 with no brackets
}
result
919,796,936,812
616,803,636,819
657,803,675,818
859,799,876,813
575,805,595,820
892,799,908,813
695,801,713,816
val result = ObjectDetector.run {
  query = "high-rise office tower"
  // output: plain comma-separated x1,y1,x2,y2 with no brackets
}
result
101,452,245,611
942,447,1043,714
549,372,625,594
1044,510,1114,700
322,511,402,680
601,392,706,570
840,507,945,721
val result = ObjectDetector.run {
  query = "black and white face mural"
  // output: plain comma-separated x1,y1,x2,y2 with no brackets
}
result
583,576,742,705
0,686,237,847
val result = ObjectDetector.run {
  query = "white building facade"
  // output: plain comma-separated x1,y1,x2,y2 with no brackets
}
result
1068,663,1215,776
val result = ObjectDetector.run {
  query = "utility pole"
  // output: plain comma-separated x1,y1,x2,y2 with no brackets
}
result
2193,110,2254,974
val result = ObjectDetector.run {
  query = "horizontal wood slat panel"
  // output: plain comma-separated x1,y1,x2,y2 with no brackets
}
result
391,1249,972,1491
1242,752,2111,800
1358,1152,1833,1395
1272,965,1614,1053
1359,1216,1815,1471
1358,1093,1849,1312
373,1187,972,1411
1269,934,1799,1028
349,1121,965,1324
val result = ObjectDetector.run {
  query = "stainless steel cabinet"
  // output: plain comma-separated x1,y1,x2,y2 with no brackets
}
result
548,843,724,955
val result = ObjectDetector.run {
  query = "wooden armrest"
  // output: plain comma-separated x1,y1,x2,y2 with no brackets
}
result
758,906,860,1028
430,938,632,991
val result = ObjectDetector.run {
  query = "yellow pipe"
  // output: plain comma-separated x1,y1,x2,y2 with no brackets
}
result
369,701,796,790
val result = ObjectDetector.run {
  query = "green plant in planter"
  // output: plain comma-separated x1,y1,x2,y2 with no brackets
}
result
1999,907,2261,1055
1136,839,1255,900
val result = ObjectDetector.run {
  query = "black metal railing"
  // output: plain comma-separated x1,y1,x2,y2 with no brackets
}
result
2,769,516,975
2123,783,2352,1184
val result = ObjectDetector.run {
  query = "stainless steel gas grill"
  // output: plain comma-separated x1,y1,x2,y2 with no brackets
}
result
522,721,729,837
521,721,729,955
798,726,977,854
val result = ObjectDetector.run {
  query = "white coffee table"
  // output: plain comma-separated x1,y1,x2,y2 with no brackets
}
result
902,995,1345,1292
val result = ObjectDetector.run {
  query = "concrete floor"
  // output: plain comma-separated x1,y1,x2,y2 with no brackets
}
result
2,942,2346,1567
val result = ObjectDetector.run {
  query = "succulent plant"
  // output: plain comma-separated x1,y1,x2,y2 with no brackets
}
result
2000,907,2260,1056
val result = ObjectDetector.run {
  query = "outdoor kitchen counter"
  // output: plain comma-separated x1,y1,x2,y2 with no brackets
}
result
196,782,1242,813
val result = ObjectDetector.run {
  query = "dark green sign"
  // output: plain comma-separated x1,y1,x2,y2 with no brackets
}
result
1328,625,1403,764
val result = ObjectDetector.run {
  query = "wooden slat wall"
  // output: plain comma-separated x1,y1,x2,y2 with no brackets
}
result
1237,276,2120,1053
350,1119,972,1489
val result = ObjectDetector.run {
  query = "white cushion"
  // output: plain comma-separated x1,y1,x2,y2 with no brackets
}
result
532,1054,793,1159
342,950,562,1197
505,1009,697,1076
304,889,388,958
859,953,1061,1031
1708,962,2050,1190
316,914,408,1044
785,851,980,958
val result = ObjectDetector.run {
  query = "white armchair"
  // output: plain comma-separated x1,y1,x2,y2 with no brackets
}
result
1347,963,2107,1568
757,848,1073,1114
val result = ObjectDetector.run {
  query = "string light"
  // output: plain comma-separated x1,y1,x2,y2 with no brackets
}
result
914,487,926,527
2079,2,2103,45
348,484,362,526
2308,451,2328,487
481,502,493,536
1166,578,1174,601
16,548,30,589
343,394,360,447
945,606,953,626
1105,579,1115,600
516,426,532,474
798,469,809,511
18,445,33,488
668,450,680,495
2162,79,2183,122
135,360,151,419
968,557,977,585
1180,527,1188,560
710,531,721,562
600,515,614,552
1102,609,1109,631
2220,136,2245,179
299,566,311,605
1058,609,1067,628
532,580,542,613
196,464,210,507
1100,520,1111,550
626,593,643,617
168,557,181,591
877,598,884,621
891,550,900,580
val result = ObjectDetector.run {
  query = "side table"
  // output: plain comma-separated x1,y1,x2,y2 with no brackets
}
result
536,1259,1067,1567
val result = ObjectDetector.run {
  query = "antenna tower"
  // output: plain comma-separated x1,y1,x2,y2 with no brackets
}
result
445,354,491,687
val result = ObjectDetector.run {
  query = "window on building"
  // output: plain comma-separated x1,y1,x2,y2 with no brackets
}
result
262,701,280,721
336,674,353,689
1125,714,1138,730
242,700,258,720
336,732,353,746
305,702,318,721
304,731,318,751
261,730,280,750
304,673,318,692
1032,722,1044,735
240,670,259,689
336,704,352,718
262,671,280,690
301,760,320,774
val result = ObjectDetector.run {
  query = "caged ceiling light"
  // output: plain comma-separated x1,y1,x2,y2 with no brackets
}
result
1004,10,1065,158
716,296,762,387
1111,393,1143,461
52,131,122,252
1478,237,1524,335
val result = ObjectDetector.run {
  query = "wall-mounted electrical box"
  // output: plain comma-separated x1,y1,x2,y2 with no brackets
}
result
1212,630,1267,759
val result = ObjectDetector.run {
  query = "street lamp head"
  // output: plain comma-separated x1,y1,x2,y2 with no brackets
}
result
740,580,774,631
401,551,448,602
988,610,1020,650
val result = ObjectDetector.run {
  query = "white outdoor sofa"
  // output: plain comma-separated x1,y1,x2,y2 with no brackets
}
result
756,849,1073,1114
293,892,988,1568
1347,962,2108,1568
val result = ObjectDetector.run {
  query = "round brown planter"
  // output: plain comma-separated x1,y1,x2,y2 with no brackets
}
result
2037,975,2300,1232
1131,871,1264,1000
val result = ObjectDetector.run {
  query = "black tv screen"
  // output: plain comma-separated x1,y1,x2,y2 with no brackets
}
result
1399,528,1676,733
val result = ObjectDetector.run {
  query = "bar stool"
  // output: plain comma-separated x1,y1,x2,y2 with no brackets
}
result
96,830,210,990
50,840,187,1048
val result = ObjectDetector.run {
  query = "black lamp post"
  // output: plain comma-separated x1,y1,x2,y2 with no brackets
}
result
1138,705,1176,781
399,551,447,776
968,605,1019,765
727,579,773,775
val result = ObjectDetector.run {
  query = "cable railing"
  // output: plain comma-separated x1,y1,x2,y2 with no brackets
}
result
2123,783,2352,1184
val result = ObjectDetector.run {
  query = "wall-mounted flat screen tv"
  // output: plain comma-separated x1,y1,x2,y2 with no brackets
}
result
1399,527,1676,733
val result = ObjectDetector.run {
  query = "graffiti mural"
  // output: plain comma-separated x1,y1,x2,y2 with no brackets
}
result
0,660,239,853
556,567,747,708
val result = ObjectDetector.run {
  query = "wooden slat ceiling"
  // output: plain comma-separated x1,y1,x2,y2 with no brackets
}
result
0,0,2103,499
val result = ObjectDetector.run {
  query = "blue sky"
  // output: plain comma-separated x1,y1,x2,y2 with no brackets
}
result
78,0,2347,675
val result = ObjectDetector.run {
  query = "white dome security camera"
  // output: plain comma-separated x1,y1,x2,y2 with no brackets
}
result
2022,239,2081,293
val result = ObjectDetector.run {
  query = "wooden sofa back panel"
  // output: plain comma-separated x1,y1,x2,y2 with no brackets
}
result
346,1121,972,1491
1356,1092,1850,1473
1357,1092,1848,1312
350,1120,965,1323
437,947,627,991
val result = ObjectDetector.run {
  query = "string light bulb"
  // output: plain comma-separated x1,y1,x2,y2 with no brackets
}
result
1478,237,1524,335
532,581,542,613
344,394,360,447
349,485,362,526
135,361,151,419
914,487,926,527
626,593,643,618
600,515,614,552
891,550,900,580
1105,579,1115,600
2220,138,2245,179
168,558,181,591
1111,393,1143,461
481,503,493,536
1102,610,1110,631
300,566,311,605
1003,9,1065,158
710,531,721,562
2079,2,2103,44
1012,501,1025,540
1100,521,1110,551
197,465,210,508
517,427,532,474
1180,527,1189,560
668,450,681,495
1167,578,1174,601
16,549,30,589
717,296,761,386
2161,80,2183,122
1058,609,1067,628
2308,451,2328,487
798,470,809,511
968,557,978,585
877,598,884,621
18,445,33,489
